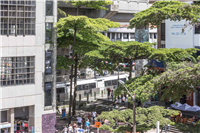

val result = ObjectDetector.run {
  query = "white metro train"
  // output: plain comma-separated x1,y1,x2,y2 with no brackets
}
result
56,74,129,102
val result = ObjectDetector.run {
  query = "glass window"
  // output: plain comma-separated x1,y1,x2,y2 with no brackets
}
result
46,1,53,16
89,83,96,89
45,82,52,106
45,51,52,74
112,33,115,39
154,33,157,39
130,33,135,39
46,23,53,43
161,23,165,40
0,56,35,86
112,80,117,85
123,33,128,39
0,0,36,35
105,81,112,87
107,33,110,39
117,33,121,39
195,26,200,34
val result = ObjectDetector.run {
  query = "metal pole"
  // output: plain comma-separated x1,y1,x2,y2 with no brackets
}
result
118,66,119,87
118,80,136,133
133,93,136,133
97,128,99,133
156,121,160,133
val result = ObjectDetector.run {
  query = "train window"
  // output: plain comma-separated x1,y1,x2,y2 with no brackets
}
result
121,78,126,82
89,83,96,89
77,85,81,91
105,81,112,86
112,80,117,85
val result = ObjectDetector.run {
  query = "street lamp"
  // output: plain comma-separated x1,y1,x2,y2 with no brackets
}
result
118,80,136,133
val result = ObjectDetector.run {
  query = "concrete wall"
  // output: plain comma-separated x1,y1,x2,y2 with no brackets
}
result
0,0,46,132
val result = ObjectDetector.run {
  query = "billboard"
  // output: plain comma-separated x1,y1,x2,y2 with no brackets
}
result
165,20,194,49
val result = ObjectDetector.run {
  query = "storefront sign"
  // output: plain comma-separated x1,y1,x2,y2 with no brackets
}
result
165,19,193,49
0,123,11,129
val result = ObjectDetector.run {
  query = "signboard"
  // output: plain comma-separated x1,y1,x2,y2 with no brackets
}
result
0,123,11,129
94,121,101,128
165,19,194,49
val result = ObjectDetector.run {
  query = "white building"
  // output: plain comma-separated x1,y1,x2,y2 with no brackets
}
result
0,0,57,132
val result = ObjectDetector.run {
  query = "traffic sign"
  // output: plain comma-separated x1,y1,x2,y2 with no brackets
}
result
94,121,101,128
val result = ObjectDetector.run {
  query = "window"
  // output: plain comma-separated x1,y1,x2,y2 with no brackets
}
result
0,56,35,86
89,83,96,89
105,80,111,86
161,23,165,40
120,78,126,82
0,0,36,35
123,33,128,39
45,23,53,43
154,33,157,39
107,32,110,38
130,33,135,39
112,80,117,85
45,82,52,106
117,33,121,39
112,33,115,39
46,1,53,16
195,26,200,34
45,51,52,74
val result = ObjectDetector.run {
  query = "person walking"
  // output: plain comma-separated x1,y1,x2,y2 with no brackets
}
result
85,119,90,133
73,122,77,133
107,88,111,99
113,100,117,109
68,124,73,133
88,113,91,122
77,116,82,127
122,95,125,106
111,90,114,101
82,115,85,129
62,126,68,133
92,110,97,124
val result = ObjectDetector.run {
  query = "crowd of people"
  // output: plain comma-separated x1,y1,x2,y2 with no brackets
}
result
62,110,101,133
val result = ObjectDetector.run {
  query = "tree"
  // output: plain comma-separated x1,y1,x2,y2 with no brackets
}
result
56,15,119,124
66,0,114,117
82,41,155,80
114,48,198,103
97,106,179,133
129,1,200,29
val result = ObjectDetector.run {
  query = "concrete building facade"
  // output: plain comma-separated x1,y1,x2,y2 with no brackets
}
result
0,0,57,132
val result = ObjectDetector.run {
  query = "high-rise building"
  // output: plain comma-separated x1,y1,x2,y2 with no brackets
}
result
0,0,57,132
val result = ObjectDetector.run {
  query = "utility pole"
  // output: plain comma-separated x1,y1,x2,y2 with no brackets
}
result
118,80,136,133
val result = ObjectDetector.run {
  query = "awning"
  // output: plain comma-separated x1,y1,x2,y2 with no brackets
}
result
0,122,11,129
148,59,164,70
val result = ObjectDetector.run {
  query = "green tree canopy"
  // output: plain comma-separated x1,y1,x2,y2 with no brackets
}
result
98,106,179,133
114,48,198,103
56,15,119,70
129,1,200,29
81,41,155,79
68,0,113,10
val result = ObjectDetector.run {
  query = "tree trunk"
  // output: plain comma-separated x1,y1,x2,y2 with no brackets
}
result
68,64,74,125
71,5,80,117
72,54,78,116
129,61,132,80
68,25,77,124
157,24,161,49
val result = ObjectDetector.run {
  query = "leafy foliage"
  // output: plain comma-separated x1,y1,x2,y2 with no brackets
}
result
68,0,113,10
81,41,155,78
114,47,198,103
56,15,120,69
98,106,179,133
129,1,200,29
175,122,200,133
